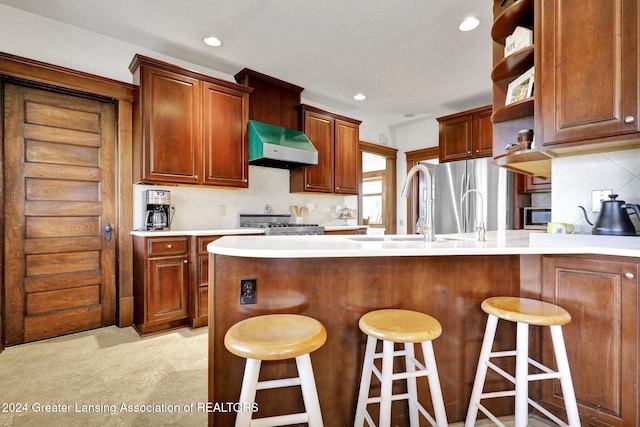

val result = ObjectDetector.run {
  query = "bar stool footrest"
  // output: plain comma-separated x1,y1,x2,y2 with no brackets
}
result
250,412,309,427
256,377,302,391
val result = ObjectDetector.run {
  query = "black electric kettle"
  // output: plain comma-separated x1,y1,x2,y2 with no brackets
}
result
578,194,640,236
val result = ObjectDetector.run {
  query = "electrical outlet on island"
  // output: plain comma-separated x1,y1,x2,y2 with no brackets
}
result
240,278,257,304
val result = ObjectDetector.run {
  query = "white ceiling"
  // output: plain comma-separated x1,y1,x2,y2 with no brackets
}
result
0,0,493,127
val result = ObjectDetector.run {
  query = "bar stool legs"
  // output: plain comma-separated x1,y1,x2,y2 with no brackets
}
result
465,297,581,427
354,309,448,427
224,314,327,427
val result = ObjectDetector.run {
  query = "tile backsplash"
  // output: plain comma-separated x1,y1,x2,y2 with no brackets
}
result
133,166,357,230
552,148,640,234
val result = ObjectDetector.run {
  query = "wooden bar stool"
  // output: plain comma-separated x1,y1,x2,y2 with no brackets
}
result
465,297,580,427
224,314,327,427
354,309,448,427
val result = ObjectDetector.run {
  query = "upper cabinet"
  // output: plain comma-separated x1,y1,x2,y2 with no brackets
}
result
492,0,640,179
437,105,493,162
130,55,252,188
234,68,303,129
536,0,640,149
291,104,361,194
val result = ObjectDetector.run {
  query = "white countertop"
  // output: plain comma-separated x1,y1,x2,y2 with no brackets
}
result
130,224,364,237
207,230,640,258
130,228,265,237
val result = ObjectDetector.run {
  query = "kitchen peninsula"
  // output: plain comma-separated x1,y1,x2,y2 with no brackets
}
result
207,232,640,425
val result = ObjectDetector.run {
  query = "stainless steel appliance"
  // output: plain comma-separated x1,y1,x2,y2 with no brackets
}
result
433,158,514,234
248,120,318,169
144,190,173,231
523,207,551,230
239,214,324,235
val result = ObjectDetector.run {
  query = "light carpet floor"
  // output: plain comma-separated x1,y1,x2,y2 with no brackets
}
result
0,326,208,426
0,326,554,426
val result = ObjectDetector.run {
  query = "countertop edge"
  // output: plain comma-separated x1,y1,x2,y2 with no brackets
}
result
206,233,640,259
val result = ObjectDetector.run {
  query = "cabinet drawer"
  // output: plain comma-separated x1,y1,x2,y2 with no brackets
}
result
197,236,221,254
147,237,189,256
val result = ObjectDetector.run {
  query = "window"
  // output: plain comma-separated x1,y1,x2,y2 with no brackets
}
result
362,170,384,224
359,142,397,233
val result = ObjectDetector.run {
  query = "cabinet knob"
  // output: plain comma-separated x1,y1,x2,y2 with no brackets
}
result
167,244,172,248
624,116,635,123
183,259,188,264
624,272,635,279
467,151,472,154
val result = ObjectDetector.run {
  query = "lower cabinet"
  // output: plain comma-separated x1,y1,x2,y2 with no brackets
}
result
541,255,639,426
133,236,190,334
134,233,264,333
189,235,220,328
324,227,368,235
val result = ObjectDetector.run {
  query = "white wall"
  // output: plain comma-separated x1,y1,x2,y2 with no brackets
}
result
0,4,365,229
551,148,640,234
391,117,440,233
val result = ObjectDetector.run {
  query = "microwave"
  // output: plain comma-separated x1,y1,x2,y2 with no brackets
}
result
523,207,551,230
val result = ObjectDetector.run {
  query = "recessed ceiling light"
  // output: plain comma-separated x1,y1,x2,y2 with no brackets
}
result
354,93,366,101
203,36,222,47
458,16,480,32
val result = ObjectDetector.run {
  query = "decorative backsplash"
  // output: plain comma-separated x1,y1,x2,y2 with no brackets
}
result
552,148,640,234
133,166,357,230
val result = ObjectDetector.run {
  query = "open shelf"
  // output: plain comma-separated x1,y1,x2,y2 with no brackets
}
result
491,45,534,81
492,97,534,123
492,0,534,43
493,149,552,179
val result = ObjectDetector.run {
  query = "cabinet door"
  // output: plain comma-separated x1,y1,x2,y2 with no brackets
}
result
541,255,639,426
334,119,360,194
538,0,639,147
141,66,201,184
300,111,334,192
439,114,472,162
202,82,249,188
524,175,551,192
147,256,189,324
474,107,493,157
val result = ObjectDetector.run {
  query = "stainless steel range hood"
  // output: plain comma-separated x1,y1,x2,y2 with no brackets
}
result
248,120,318,169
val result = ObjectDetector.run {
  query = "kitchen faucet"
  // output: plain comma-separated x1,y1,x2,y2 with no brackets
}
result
460,189,486,241
401,164,434,241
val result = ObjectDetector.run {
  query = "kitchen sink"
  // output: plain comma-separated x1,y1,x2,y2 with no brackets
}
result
344,234,471,242
344,235,426,242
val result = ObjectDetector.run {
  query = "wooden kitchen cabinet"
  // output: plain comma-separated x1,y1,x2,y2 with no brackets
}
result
524,174,551,192
537,0,640,150
541,255,639,426
130,55,251,188
133,236,190,335
290,104,361,194
490,0,552,178
324,227,368,235
190,235,220,328
437,105,493,162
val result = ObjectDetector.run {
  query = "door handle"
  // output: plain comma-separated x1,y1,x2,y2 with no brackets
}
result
104,223,112,242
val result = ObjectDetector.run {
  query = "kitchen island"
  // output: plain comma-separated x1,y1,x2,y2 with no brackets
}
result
207,232,640,426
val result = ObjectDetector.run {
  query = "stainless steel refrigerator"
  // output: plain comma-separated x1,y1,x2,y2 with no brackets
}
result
433,158,513,234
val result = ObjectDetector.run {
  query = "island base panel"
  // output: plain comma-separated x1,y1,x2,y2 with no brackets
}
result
208,255,521,425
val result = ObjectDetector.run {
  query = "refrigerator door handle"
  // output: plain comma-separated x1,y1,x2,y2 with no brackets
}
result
459,173,466,232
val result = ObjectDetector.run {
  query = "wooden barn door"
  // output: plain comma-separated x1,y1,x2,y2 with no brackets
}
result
3,82,117,344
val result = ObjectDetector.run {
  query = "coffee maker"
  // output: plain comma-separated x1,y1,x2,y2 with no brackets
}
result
144,190,173,230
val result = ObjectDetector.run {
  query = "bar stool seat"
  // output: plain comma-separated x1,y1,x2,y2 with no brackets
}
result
354,309,448,427
225,314,327,427
465,297,580,427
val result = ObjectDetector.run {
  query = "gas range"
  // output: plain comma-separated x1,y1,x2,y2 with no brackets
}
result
239,214,324,236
